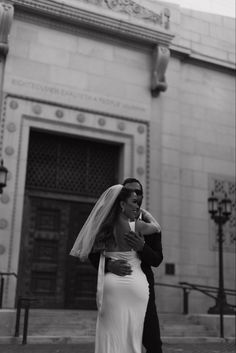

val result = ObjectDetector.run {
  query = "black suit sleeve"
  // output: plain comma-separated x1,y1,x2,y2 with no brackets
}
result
88,252,110,273
88,252,100,271
138,231,163,267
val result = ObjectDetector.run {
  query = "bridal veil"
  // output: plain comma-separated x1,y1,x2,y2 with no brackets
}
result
70,184,123,260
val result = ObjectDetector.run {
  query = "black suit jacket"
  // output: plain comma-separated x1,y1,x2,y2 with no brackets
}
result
139,231,163,286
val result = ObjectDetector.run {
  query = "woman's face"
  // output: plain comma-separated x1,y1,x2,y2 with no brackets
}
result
124,181,143,207
121,191,139,220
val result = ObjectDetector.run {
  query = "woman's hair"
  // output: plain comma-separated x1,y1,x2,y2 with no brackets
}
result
70,184,123,259
92,187,134,251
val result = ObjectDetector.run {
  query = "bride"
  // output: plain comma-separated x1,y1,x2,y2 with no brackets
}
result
70,184,160,353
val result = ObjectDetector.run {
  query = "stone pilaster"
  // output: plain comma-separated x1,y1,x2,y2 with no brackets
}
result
0,2,14,57
0,2,14,158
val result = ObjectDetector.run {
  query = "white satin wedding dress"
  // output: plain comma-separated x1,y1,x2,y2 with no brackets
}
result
95,249,149,353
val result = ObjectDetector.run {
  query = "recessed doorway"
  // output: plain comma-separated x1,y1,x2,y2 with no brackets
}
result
17,129,121,309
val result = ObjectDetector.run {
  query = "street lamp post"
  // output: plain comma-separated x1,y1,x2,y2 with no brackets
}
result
0,159,8,193
207,191,234,337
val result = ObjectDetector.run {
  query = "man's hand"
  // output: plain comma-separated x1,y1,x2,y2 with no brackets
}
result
107,259,132,276
124,231,145,251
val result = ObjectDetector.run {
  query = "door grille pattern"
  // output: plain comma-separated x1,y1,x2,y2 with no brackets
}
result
26,130,120,196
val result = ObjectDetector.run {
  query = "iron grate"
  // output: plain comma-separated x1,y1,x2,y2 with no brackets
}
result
26,130,120,197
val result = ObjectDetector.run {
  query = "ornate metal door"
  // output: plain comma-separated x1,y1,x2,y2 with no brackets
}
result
18,196,70,308
18,196,96,308
65,202,97,309
17,129,120,308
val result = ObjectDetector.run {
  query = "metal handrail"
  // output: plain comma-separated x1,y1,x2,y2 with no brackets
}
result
179,281,236,295
155,281,236,315
0,272,17,309
14,296,39,345
155,281,236,339
155,282,191,315
155,282,184,290
179,281,236,307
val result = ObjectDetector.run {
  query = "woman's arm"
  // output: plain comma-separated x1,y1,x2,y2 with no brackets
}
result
136,219,160,235
140,208,161,232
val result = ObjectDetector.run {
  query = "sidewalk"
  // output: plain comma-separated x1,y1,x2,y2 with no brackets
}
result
0,342,235,353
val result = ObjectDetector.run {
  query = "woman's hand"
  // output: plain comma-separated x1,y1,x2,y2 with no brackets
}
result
124,231,145,251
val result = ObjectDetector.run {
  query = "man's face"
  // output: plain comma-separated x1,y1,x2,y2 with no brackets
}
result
124,182,143,208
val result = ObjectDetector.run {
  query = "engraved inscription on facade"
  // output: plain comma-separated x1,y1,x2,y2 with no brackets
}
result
9,77,149,117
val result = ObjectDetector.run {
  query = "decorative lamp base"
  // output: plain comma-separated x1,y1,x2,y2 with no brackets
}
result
208,302,235,315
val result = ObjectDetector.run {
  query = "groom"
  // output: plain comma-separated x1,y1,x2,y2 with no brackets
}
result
89,178,163,353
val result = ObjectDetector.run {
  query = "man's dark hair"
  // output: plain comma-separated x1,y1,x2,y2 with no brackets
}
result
122,178,143,195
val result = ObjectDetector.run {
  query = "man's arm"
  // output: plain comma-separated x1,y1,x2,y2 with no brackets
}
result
88,252,111,273
125,206,163,267
138,231,163,267
88,233,114,273
88,251,132,275
140,208,163,267
88,252,100,271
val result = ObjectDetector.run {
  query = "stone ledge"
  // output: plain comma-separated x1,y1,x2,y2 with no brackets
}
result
170,44,236,72
9,0,174,46
0,335,235,344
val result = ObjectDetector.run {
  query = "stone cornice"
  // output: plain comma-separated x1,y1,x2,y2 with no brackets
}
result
171,44,236,73
8,0,174,46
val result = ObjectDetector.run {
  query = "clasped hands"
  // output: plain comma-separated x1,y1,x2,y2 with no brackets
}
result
107,231,145,276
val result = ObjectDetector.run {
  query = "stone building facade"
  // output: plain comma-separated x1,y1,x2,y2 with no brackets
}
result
0,0,235,314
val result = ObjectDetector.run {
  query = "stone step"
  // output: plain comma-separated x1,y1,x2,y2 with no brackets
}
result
16,310,218,338
0,335,231,345
159,313,194,322
160,324,218,337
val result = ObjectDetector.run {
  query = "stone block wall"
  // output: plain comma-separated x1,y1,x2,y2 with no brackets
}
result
6,19,151,114
149,3,235,313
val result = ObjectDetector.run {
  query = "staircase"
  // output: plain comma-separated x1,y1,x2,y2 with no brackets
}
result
13,310,221,343
159,313,218,342
18,310,97,343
